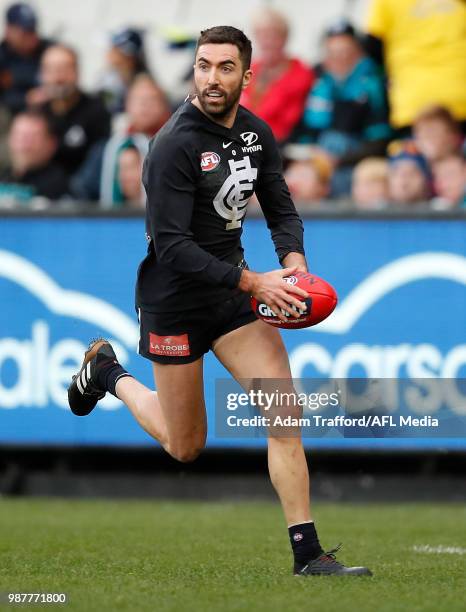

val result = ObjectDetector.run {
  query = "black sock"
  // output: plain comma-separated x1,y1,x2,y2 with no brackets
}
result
289,521,324,567
96,362,132,398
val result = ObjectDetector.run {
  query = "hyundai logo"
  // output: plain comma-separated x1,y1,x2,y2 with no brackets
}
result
240,132,258,146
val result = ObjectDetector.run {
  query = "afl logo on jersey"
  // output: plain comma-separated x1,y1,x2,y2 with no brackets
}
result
201,151,221,172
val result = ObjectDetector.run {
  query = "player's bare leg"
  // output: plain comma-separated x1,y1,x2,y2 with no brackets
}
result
213,320,311,525
114,377,168,446
68,340,207,463
68,334,370,574
116,358,207,462
213,320,372,576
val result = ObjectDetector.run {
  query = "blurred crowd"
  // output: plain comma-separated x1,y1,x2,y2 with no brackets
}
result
0,1,464,211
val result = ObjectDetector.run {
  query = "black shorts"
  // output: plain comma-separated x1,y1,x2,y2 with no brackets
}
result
137,291,258,364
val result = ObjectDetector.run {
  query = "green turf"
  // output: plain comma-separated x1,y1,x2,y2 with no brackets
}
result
0,499,464,612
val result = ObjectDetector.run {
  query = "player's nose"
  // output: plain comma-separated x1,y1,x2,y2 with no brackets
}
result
207,67,220,85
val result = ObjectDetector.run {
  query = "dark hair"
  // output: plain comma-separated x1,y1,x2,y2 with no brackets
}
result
414,104,462,135
195,26,252,70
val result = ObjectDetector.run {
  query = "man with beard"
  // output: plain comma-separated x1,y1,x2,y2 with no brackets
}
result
28,44,110,176
67,26,371,578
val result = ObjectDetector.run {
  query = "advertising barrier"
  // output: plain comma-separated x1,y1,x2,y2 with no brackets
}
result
1,213,465,449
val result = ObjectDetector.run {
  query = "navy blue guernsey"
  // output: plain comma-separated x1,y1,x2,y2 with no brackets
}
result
136,100,305,313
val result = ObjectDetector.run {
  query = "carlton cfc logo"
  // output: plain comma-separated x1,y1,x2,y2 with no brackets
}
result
201,151,220,172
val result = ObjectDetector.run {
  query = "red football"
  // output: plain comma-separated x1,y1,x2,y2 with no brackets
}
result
250,271,338,329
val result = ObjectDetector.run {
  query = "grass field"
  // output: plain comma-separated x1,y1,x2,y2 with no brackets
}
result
0,499,465,612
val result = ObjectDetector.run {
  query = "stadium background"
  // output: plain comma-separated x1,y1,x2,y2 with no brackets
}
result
0,0,371,92
0,2,465,611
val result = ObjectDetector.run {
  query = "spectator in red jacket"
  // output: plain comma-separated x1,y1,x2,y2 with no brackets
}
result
240,7,314,144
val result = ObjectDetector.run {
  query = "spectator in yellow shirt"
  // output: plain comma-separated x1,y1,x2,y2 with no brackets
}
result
365,0,466,129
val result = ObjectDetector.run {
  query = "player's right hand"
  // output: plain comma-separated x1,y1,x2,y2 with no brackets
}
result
239,267,308,322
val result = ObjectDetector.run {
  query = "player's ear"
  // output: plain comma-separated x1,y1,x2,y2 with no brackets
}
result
242,69,253,89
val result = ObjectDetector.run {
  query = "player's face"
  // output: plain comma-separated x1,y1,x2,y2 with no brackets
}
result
194,43,251,120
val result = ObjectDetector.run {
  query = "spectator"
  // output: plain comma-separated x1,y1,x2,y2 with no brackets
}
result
431,155,466,209
116,73,171,136
118,145,145,208
28,44,111,175
71,74,171,205
388,141,430,206
0,109,68,204
365,0,466,129
283,145,332,207
0,104,11,167
352,157,389,210
413,105,463,165
97,28,151,115
0,3,53,114
240,8,314,144
295,19,391,196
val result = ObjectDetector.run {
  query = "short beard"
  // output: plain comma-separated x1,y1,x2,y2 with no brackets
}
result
195,80,243,121
46,84,77,101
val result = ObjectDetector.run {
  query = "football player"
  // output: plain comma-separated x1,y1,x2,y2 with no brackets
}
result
68,25,371,577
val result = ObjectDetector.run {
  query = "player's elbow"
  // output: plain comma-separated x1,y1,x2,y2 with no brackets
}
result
153,235,185,266
153,242,175,266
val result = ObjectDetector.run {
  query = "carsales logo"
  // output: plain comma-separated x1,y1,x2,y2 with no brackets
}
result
201,151,220,172
0,250,139,410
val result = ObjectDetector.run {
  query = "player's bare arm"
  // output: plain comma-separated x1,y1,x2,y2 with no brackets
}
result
281,251,308,272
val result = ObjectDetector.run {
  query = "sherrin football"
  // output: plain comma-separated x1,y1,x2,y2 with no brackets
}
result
250,271,337,329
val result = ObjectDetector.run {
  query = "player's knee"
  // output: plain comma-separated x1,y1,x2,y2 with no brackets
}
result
168,440,205,463
172,447,203,463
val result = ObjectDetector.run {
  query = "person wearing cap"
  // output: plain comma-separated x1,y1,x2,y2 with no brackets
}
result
294,18,391,197
387,140,431,206
97,27,152,115
0,2,53,114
